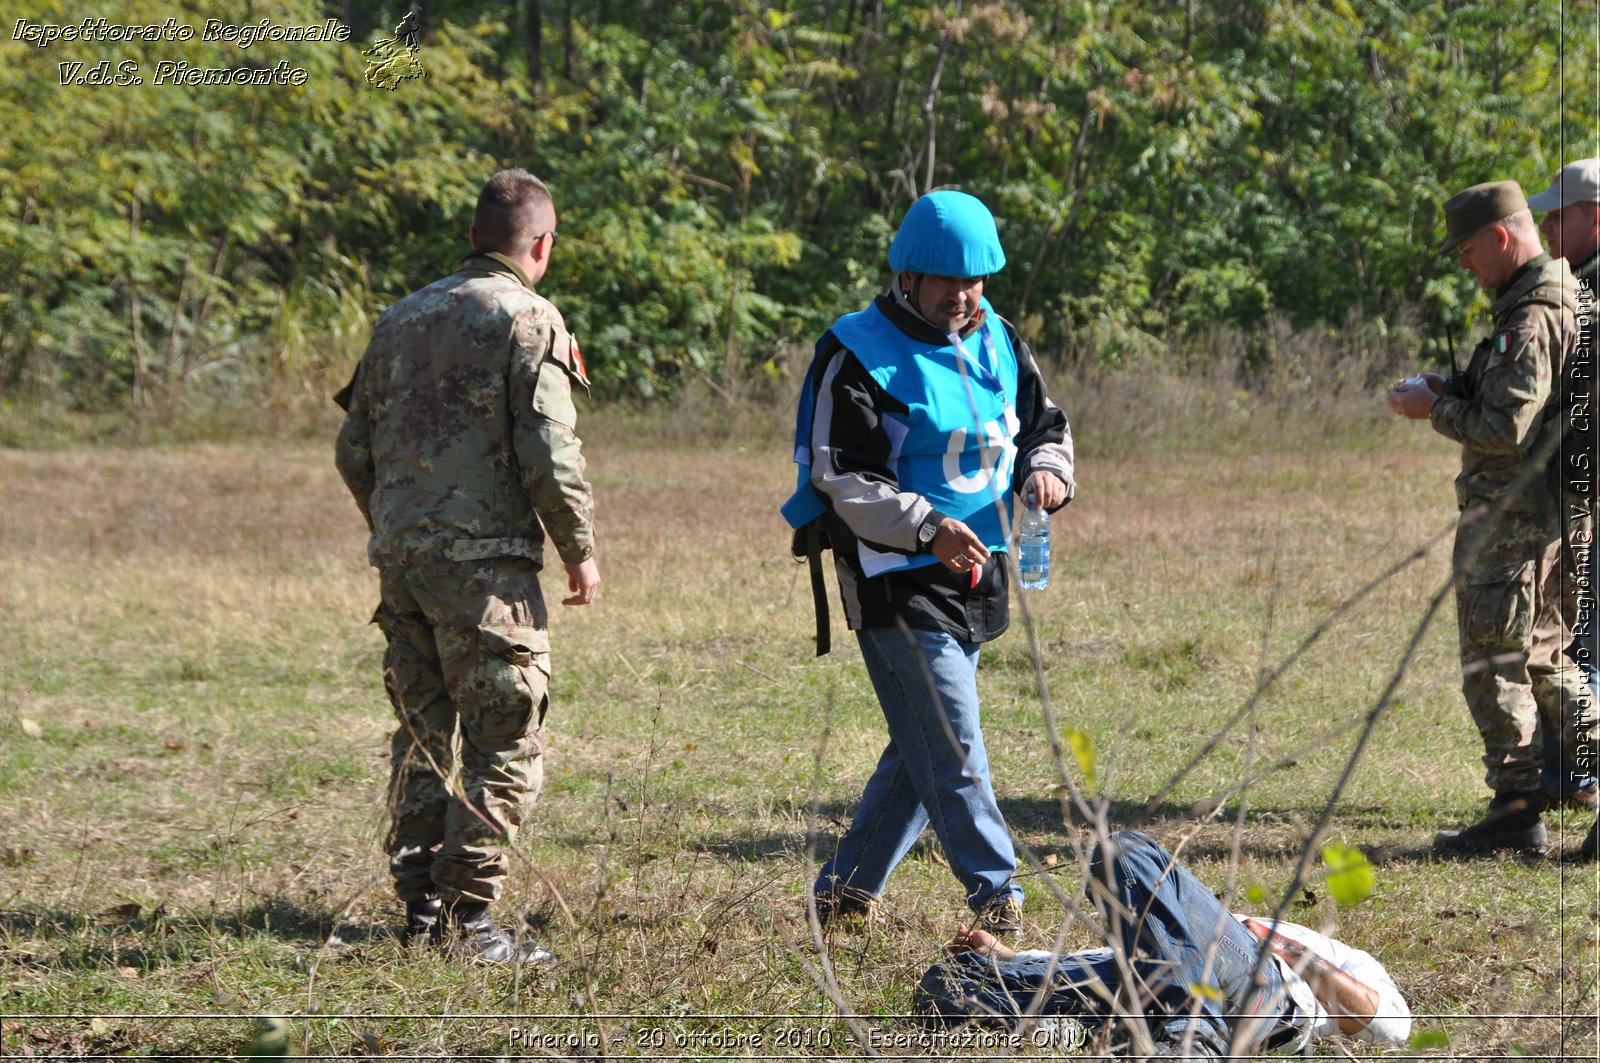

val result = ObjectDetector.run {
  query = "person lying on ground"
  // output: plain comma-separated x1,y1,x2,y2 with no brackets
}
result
917,831,1412,1057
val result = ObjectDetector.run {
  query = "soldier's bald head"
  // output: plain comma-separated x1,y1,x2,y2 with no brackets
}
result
473,170,555,258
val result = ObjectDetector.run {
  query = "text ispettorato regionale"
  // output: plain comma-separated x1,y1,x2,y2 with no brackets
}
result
13,17,351,49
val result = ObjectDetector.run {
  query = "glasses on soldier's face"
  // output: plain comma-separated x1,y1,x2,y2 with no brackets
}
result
536,231,558,248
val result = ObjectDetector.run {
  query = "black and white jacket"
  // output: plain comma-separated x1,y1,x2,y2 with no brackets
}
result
807,292,1075,642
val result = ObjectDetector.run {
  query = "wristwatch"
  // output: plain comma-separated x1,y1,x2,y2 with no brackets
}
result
916,512,942,550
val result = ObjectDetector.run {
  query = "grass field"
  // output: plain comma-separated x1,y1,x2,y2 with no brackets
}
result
1,396,1597,1059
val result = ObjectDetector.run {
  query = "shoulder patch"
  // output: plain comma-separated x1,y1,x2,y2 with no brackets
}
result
550,327,592,394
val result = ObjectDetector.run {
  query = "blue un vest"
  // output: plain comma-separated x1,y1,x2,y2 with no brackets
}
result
783,298,1021,578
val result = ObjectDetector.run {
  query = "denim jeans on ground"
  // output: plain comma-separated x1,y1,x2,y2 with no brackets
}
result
1089,832,1293,1054
813,625,1021,912
917,832,1292,1055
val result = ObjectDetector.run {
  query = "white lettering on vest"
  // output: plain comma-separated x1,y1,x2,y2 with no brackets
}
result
944,415,1018,495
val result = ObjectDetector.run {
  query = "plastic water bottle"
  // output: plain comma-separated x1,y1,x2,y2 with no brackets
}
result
1017,498,1050,590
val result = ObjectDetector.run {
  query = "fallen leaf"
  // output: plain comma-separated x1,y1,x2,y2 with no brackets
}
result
20,718,43,738
1041,852,1059,868
164,740,186,751
117,966,139,978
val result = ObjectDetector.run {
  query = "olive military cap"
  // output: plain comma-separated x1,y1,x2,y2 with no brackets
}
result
1438,180,1527,254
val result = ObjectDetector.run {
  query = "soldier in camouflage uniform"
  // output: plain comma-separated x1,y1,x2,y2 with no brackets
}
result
1529,159,1600,857
1388,180,1596,855
335,169,599,961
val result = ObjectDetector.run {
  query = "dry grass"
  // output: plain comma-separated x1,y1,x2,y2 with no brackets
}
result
1,407,1596,1058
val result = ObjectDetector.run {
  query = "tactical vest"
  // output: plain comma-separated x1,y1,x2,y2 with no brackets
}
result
782,298,1022,651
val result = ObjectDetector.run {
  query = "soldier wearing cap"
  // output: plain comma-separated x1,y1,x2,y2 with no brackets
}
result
1529,158,1600,285
335,169,600,959
1388,180,1596,855
784,190,1075,932
1528,159,1600,856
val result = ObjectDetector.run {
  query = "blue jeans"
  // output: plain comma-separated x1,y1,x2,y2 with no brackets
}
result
814,625,1021,912
919,832,1293,1055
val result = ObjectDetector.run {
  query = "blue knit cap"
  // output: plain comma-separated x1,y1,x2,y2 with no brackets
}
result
887,190,1006,277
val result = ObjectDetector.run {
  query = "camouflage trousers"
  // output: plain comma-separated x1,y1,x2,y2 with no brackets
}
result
374,558,550,905
1453,503,1596,794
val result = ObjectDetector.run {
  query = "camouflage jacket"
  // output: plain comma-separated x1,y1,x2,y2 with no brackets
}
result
334,252,595,568
1430,253,1580,512
1576,249,1599,288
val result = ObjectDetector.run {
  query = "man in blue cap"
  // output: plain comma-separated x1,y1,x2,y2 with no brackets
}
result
786,190,1075,933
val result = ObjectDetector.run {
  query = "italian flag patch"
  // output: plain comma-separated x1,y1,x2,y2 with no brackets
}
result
1496,333,1509,354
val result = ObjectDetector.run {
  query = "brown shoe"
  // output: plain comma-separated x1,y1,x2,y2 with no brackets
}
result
811,886,876,926
975,894,1024,936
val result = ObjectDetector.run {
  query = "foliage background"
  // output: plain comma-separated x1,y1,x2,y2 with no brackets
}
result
1,0,1596,426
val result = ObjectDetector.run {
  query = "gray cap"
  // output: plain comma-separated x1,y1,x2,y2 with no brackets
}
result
1439,180,1526,254
1526,158,1600,212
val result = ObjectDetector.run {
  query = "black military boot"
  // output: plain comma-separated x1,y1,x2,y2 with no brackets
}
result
401,898,441,944
436,901,555,965
1433,791,1548,856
